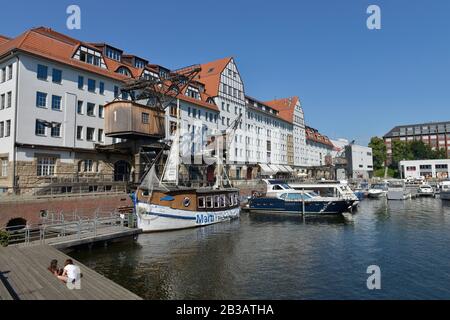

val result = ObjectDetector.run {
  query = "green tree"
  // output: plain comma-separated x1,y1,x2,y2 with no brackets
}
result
433,148,447,159
391,140,413,168
409,140,431,160
368,137,387,170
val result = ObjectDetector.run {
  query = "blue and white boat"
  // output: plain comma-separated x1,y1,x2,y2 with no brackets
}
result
248,180,354,216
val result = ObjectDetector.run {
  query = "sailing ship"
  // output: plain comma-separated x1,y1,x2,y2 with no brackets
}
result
134,111,241,232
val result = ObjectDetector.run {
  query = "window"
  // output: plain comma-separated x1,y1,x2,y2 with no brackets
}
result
77,101,83,114
5,120,10,137
0,68,5,83
98,129,104,143
35,120,46,136
88,79,96,92
122,91,128,100
77,126,83,140
114,86,119,98
7,92,11,108
170,105,177,117
198,197,205,209
105,47,122,61
220,195,226,208
142,113,149,124
36,92,47,108
82,160,95,172
406,166,416,171
169,121,177,135
0,121,3,137
206,196,213,208
77,47,103,67
7,65,12,80
86,127,95,141
87,103,95,116
117,67,132,76
52,69,62,83
37,157,56,177
98,105,104,118
0,94,4,109
51,123,61,137
37,64,48,80
1,159,7,177
78,76,84,89
52,95,62,111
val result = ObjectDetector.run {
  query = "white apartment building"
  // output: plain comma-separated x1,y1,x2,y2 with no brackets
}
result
399,159,450,180
305,126,334,167
345,144,374,179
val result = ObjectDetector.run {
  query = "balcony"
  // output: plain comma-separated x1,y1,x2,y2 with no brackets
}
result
104,101,165,139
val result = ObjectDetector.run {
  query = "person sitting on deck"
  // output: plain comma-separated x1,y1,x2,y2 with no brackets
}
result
48,259,63,276
57,259,82,285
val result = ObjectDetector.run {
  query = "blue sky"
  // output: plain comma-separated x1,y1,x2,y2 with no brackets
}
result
2,0,450,146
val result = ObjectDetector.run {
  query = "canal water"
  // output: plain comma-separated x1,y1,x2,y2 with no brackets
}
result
72,198,450,300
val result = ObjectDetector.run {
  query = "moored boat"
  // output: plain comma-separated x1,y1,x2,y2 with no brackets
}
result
417,184,435,197
387,179,411,200
368,182,388,199
248,180,354,216
439,181,450,201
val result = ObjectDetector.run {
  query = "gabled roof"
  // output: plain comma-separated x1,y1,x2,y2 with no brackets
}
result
264,97,299,123
0,27,130,81
196,57,232,96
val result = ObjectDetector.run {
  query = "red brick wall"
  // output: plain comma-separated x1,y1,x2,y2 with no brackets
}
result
0,194,133,228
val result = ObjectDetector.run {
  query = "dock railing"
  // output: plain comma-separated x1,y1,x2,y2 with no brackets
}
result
1,211,135,246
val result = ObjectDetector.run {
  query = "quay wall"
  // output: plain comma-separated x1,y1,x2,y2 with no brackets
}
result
0,194,133,228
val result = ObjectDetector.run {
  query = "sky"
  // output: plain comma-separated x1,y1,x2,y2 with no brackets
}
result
1,0,450,146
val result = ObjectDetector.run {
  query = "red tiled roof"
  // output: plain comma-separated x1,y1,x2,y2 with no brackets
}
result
264,97,299,124
306,126,334,148
0,27,216,111
0,35,10,45
196,57,232,96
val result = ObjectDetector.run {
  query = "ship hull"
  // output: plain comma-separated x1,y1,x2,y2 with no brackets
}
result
136,202,241,232
248,198,352,215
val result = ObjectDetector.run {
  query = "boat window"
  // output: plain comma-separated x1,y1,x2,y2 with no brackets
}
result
214,196,220,208
234,194,239,205
141,191,149,196
279,193,288,199
273,185,284,190
220,195,226,208
307,191,319,197
229,194,234,206
281,184,292,190
198,197,206,209
286,193,310,201
206,196,213,208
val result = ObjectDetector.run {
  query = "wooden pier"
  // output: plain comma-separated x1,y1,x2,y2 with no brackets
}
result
0,245,142,300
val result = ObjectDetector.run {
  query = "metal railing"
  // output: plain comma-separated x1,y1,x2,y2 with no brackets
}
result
1,211,135,246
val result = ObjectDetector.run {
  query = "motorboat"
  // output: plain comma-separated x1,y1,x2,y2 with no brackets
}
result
387,179,411,200
417,184,435,197
289,181,360,210
439,181,450,201
367,183,388,199
248,180,354,215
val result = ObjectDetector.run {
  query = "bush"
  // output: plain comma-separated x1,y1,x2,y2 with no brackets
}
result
0,230,10,247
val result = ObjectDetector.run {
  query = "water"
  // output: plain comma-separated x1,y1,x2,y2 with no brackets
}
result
71,198,450,300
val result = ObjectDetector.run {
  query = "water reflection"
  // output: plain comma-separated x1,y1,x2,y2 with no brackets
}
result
72,198,450,300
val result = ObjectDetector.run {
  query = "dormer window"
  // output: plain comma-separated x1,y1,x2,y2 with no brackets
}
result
73,46,107,69
134,59,146,69
142,70,159,81
116,67,132,77
186,87,200,100
106,47,122,61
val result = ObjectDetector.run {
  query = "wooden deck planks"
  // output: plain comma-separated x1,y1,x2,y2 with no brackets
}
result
0,245,141,300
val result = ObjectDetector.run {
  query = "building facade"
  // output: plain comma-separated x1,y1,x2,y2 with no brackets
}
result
384,121,450,163
304,126,334,167
0,26,341,195
345,144,374,180
399,159,450,180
